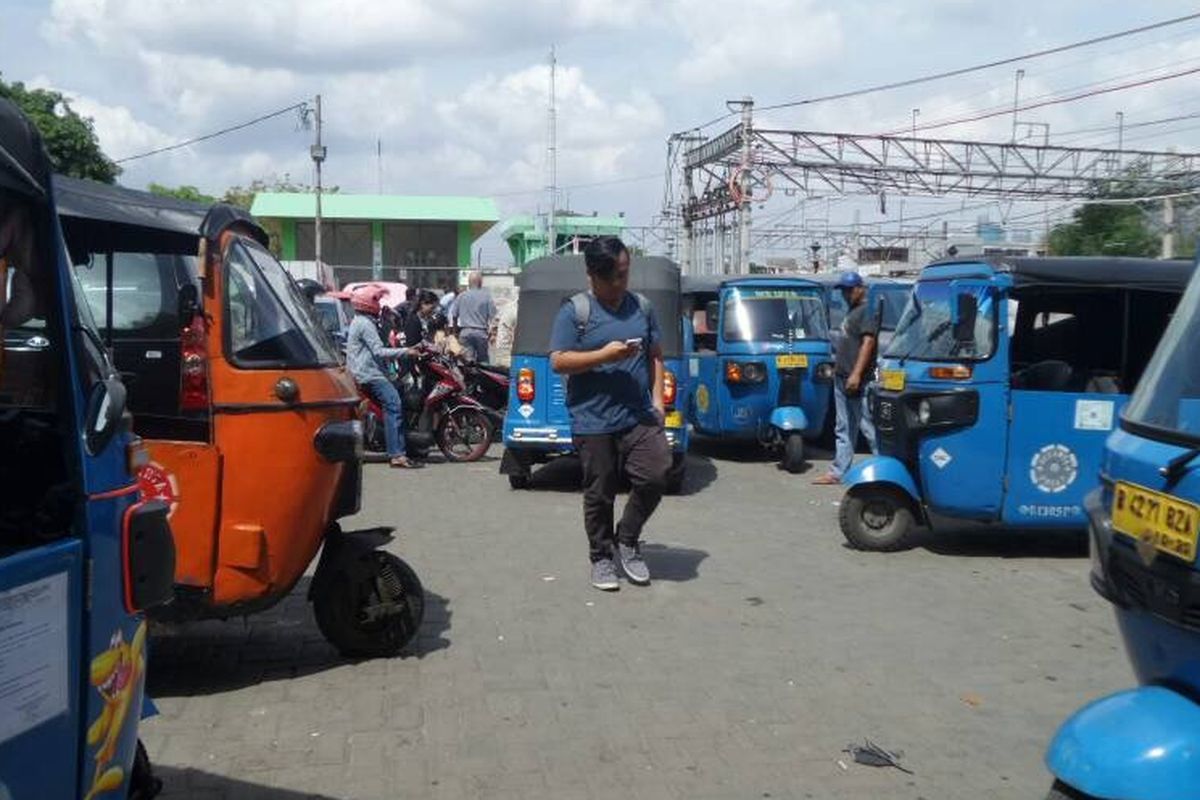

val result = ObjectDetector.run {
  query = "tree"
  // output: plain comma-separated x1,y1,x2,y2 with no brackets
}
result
1047,203,1160,258
0,76,120,183
221,175,339,210
147,183,215,205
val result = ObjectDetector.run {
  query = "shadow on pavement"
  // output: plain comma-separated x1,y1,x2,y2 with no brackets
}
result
147,581,451,698
914,526,1088,559
689,435,777,464
640,543,709,581
154,765,340,799
676,451,718,495
528,454,584,491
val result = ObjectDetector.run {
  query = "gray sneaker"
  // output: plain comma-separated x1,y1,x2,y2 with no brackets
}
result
590,559,620,591
618,543,651,585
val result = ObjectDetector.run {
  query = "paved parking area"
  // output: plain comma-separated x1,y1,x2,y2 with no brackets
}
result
141,442,1131,799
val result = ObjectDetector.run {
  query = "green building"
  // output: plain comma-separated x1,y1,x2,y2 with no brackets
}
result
251,192,500,288
499,212,626,267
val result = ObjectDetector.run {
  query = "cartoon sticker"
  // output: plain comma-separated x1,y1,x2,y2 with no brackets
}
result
1074,399,1114,431
85,621,147,799
696,384,710,414
136,462,179,517
1030,444,1078,494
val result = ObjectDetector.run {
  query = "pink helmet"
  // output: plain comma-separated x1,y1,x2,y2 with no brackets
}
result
350,285,386,316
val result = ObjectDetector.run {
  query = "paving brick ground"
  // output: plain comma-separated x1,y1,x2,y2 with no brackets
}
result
141,442,1131,799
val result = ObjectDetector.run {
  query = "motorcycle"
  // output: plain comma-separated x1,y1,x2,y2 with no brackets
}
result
460,357,509,440
362,344,494,462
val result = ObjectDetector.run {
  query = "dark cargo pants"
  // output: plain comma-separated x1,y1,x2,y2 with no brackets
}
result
575,422,672,563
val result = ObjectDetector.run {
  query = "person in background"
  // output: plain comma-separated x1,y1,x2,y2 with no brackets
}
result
452,272,496,363
346,286,421,469
438,280,456,315
813,271,878,485
404,290,440,348
549,236,669,592
492,298,519,368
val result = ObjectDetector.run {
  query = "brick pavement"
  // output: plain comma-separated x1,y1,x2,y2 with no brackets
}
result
141,443,1131,799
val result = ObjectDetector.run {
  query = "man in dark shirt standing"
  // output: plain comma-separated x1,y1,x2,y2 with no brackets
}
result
814,271,878,485
549,237,670,591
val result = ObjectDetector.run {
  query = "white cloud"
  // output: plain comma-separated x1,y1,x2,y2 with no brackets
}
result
28,76,175,161
672,0,843,85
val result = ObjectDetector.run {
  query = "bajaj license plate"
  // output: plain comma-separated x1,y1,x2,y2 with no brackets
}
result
664,410,683,428
1112,481,1200,562
881,369,906,391
776,354,808,368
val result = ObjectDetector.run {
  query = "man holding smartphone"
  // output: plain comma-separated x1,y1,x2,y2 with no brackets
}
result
549,236,671,591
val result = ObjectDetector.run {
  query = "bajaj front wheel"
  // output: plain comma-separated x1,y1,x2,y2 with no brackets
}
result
312,550,425,658
1045,780,1097,800
840,486,915,552
782,433,805,474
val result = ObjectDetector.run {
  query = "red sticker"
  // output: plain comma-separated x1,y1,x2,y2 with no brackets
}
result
137,462,180,516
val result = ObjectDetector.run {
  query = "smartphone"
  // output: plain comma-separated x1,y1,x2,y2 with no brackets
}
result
624,337,643,348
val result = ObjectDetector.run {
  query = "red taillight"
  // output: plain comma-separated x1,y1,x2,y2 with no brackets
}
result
180,316,209,411
517,368,535,402
663,371,677,407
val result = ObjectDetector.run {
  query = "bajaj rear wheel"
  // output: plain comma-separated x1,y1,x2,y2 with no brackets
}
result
840,486,915,552
312,550,425,658
437,407,493,462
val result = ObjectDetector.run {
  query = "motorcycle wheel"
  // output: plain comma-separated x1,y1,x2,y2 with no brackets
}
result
437,407,493,462
362,408,386,454
312,550,425,658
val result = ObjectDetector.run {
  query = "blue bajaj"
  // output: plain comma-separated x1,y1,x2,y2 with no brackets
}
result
840,257,1194,551
682,276,833,473
1045,253,1200,800
499,255,689,493
0,101,175,798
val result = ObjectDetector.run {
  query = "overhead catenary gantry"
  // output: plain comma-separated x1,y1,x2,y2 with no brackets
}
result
675,99,1200,275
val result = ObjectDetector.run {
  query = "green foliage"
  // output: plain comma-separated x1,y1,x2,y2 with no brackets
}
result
0,77,120,183
221,175,339,210
1047,203,1160,258
147,183,215,204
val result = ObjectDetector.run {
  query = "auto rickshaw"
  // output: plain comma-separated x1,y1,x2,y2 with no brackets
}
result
58,177,424,658
840,256,1195,551
0,99,175,798
1044,249,1200,800
499,255,690,493
681,275,834,472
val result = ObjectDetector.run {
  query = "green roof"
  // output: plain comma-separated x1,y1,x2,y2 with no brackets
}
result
251,192,500,223
499,214,626,240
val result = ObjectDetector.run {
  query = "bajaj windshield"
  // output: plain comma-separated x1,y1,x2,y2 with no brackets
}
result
1124,271,1200,442
883,280,995,361
723,287,828,342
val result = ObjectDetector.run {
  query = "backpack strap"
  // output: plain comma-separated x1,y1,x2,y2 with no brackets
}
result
632,292,652,343
569,292,591,341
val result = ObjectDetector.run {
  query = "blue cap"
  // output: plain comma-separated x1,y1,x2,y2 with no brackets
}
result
836,271,864,289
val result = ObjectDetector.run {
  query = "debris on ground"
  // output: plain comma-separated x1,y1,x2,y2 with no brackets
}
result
960,692,984,708
843,740,913,774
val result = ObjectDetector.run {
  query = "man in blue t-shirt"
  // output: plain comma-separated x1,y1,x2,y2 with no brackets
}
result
549,236,671,591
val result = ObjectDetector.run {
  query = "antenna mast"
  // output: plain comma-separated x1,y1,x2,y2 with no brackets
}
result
546,46,558,256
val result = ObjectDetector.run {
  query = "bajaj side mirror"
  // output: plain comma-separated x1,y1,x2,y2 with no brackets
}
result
705,300,719,332
84,377,127,455
952,294,979,344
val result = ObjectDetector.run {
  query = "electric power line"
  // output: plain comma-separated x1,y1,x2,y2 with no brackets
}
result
114,101,309,163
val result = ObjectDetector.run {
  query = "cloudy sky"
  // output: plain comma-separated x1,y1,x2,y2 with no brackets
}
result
5,1,1200,263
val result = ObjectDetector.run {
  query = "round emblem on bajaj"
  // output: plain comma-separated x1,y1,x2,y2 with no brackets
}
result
1029,444,1078,494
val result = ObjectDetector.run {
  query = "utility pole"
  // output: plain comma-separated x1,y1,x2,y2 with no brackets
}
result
731,96,754,274
1163,195,1176,259
1116,111,1125,153
310,94,327,283
545,46,558,258
911,108,919,139
1010,69,1025,143
376,137,383,194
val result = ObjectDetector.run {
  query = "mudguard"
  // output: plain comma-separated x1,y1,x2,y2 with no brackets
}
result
140,695,158,720
844,456,921,504
1046,686,1200,800
769,407,809,432
307,525,396,600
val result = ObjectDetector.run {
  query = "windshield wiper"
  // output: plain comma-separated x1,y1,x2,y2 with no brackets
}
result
1161,446,1200,484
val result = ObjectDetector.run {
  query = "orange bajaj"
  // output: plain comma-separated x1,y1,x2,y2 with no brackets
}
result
60,178,424,657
